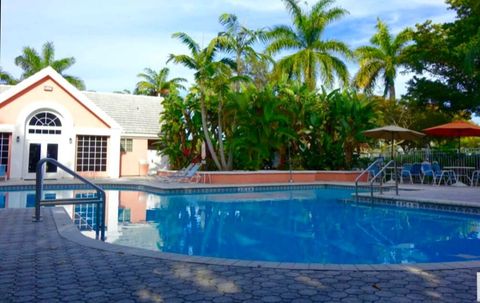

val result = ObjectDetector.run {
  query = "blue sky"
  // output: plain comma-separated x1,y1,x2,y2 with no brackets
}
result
1,0,455,95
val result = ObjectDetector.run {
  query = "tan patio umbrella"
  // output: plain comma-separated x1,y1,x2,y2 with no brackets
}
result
363,125,425,159
363,125,425,191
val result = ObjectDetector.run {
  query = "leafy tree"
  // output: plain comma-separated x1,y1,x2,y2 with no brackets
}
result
157,92,202,169
404,0,480,113
14,41,85,89
135,67,186,97
353,19,412,100
265,0,352,90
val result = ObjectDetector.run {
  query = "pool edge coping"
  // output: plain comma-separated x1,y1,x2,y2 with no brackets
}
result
50,207,480,272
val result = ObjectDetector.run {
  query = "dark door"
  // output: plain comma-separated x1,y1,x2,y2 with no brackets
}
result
46,144,58,173
28,143,41,173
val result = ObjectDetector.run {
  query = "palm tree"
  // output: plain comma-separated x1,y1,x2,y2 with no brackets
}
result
265,0,352,90
217,14,266,78
353,19,412,100
135,67,186,97
0,68,17,85
14,41,85,89
168,32,237,170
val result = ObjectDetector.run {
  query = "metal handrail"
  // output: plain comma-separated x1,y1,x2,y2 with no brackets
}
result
369,160,399,200
33,158,106,241
355,158,383,202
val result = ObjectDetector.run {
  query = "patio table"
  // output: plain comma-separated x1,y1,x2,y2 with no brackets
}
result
444,166,475,186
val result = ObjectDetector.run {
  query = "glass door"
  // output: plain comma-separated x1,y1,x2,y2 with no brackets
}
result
46,144,58,173
27,143,41,173
25,142,60,179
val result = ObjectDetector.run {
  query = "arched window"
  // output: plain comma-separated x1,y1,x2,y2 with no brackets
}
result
27,112,62,134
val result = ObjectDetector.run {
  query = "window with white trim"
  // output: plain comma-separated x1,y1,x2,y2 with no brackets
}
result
0,133,9,172
120,138,133,152
27,112,62,134
76,136,108,172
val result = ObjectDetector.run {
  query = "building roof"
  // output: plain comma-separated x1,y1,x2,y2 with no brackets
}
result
83,91,163,136
0,83,163,136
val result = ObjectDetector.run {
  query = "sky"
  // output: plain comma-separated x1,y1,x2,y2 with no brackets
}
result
1,0,456,96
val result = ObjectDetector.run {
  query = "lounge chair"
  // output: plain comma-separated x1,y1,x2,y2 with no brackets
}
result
0,165,6,181
176,163,202,183
170,163,195,178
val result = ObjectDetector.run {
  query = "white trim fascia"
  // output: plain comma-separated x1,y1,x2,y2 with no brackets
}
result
121,133,159,139
74,127,117,136
0,124,14,132
0,67,122,131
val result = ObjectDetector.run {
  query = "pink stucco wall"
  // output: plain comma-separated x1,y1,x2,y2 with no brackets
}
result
0,77,110,128
196,171,367,184
120,138,149,176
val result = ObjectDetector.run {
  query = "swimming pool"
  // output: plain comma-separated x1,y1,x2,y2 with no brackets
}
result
1,186,479,264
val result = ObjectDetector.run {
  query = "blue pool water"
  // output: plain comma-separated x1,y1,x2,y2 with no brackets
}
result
1,187,480,264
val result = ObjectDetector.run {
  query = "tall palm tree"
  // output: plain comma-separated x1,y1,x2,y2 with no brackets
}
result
14,41,85,89
168,32,237,170
353,19,412,100
217,14,266,78
135,67,186,97
265,0,352,90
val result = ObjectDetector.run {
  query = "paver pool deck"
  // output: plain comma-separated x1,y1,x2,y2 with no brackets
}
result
0,180,479,302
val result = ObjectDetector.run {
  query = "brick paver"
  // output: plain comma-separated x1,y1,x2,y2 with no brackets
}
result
0,208,478,302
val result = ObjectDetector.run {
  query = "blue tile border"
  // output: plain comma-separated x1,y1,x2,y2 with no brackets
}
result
354,195,480,216
0,182,363,195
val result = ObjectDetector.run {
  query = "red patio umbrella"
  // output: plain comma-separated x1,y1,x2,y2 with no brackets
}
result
423,121,480,149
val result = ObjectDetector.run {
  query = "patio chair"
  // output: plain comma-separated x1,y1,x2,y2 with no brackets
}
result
410,163,423,183
400,163,413,184
422,161,455,185
0,165,6,181
367,162,385,183
432,162,456,186
421,162,435,184
471,170,480,186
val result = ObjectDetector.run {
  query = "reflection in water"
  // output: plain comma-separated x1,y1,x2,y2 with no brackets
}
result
1,188,480,264
112,189,480,264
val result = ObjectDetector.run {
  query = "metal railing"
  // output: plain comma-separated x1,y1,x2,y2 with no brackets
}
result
355,159,398,202
355,158,382,202
380,148,480,171
369,160,398,200
33,158,106,241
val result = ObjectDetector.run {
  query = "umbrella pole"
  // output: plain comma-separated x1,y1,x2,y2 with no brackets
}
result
391,133,398,196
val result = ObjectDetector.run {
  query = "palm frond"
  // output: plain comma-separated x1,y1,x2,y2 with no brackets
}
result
167,54,197,70
63,75,85,90
41,42,55,66
172,32,200,55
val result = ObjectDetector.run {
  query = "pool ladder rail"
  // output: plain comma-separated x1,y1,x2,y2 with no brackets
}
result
355,159,399,202
33,158,107,241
